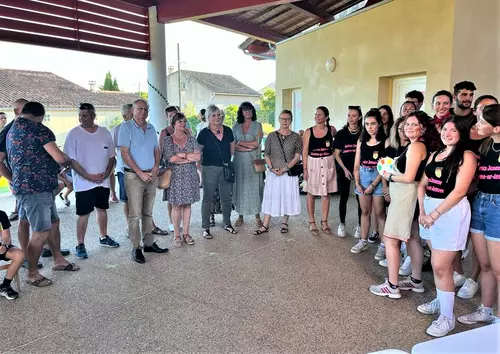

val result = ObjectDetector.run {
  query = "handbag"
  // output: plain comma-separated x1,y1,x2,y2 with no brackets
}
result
253,158,267,173
210,130,235,183
276,132,303,177
157,169,172,189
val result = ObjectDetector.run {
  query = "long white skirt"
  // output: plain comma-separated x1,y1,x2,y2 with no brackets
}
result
261,172,301,217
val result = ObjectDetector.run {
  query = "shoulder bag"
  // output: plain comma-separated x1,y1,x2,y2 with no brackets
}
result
241,124,266,173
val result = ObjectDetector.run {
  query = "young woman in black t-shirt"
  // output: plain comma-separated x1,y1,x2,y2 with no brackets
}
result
334,106,362,238
458,104,500,327
415,117,476,337
351,109,388,254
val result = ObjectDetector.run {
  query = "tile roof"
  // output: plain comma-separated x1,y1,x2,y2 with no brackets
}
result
172,70,261,97
0,69,140,109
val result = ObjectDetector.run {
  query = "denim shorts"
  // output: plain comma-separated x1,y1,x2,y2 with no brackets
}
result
117,172,128,202
16,192,59,232
355,166,383,197
470,192,500,242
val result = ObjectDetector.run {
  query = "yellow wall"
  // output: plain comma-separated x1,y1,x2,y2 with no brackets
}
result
276,0,456,129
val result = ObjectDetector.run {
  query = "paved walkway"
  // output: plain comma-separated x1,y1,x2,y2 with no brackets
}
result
0,191,482,353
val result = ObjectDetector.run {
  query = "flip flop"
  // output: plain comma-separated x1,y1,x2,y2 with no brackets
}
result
52,263,80,271
26,276,53,287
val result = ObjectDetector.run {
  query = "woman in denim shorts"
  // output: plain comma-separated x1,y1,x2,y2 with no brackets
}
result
351,109,388,254
458,103,500,326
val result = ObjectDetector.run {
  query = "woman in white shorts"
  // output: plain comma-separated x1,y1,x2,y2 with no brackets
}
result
415,117,476,337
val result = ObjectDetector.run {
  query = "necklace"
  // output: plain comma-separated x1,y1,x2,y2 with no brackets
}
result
348,126,359,134
491,142,500,153
210,126,221,134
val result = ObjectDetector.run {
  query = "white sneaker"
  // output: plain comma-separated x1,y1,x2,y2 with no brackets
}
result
426,315,455,337
461,249,470,260
457,304,494,325
417,298,440,315
337,224,346,238
354,225,361,239
453,271,466,288
351,240,368,254
457,278,479,299
398,276,425,293
399,256,412,276
369,279,401,299
374,244,385,261
378,259,388,268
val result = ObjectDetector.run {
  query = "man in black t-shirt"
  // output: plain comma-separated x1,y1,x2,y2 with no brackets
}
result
451,81,477,130
0,209,24,300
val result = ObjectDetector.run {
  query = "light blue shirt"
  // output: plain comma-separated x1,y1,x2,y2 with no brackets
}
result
117,119,158,171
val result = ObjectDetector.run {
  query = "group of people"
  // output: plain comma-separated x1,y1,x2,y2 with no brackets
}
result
0,84,499,342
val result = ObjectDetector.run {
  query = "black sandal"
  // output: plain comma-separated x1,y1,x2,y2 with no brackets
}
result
253,225,269,235
203,229,213,239
224,225,238,234
280,223,289,234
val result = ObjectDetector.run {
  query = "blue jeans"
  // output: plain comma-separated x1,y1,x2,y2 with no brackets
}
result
16,192,59,232
355,166,383,197
470,192,500,242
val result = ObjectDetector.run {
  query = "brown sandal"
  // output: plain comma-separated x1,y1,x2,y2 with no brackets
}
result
321,220,332,234
309,221,319,236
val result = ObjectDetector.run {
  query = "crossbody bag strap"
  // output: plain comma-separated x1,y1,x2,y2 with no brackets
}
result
276,132,289,165
209,129,227,164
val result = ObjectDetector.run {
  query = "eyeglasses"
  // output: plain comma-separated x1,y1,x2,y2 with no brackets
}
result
135,106,149,112
280,117,291,122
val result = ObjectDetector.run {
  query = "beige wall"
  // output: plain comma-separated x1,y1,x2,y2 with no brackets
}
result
450,0,500,98
276,0,456,129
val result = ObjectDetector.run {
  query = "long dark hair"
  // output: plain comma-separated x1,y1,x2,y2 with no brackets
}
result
406,111,432,144
344,105,362,129
379,105,394,134
479,104,500,155
439,117,470,179
237,102,257,124
361,108,386,142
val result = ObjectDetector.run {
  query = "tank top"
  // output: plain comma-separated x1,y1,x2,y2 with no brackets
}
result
308,127,333,157
424,152,457,199
477,142,500,194
395,143,428,182
360,141,384,168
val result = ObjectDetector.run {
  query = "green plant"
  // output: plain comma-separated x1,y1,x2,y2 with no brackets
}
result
258,88,275,126
101,71,120,91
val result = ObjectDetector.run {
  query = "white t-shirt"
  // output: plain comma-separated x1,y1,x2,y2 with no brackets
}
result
111,123,124,174
196,121,209,137
64,125,115,192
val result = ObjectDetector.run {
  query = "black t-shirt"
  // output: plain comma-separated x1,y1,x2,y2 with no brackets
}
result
395,142,428,181
0,210,10,231
333,127,360,171
197,125,234,167
424,152,457,199
477,142,500,194
360,141,384,168
0,120,13,171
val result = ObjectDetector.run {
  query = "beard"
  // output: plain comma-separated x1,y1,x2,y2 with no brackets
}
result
458,100,472,110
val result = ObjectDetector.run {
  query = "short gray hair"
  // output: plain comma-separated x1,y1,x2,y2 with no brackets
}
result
121,103,132,116
205,104,220,122
219,108,226,122
133,98,149,108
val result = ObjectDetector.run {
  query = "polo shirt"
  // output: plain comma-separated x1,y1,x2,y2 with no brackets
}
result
117,119,158,171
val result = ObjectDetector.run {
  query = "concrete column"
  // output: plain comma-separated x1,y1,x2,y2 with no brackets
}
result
147,6,167,133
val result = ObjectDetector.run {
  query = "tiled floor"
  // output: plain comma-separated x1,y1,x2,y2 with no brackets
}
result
0,191,484,353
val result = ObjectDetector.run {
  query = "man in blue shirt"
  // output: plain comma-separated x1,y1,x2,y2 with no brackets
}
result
118,98,168,263
7,102,80,287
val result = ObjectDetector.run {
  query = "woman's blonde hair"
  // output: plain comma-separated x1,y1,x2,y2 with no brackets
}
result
389,117,406,149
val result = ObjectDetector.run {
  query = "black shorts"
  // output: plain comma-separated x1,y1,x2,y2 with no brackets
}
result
75,187,110,216
0,252,10,262
0,210,11,230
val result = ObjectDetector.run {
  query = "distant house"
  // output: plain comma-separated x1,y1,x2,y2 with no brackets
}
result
167,69,261,112
0,69,140,145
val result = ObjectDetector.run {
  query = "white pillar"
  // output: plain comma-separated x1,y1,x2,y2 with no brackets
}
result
147,6,167,133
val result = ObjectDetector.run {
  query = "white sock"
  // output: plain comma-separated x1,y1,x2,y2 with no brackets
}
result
380,243,385,248
437,288,455,319
400,242,407,252
481,304,493,315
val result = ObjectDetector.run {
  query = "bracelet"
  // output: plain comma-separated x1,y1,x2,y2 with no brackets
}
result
370,183,375,188
429,214,436,221
434,209,442,216
388,174,393,182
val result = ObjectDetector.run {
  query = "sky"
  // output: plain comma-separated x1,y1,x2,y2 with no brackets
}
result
0,21,276,93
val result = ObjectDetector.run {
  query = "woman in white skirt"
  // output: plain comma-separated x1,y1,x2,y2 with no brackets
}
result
302,106,337,235
415,117,476,337
254,110,302,235
369,112,429,298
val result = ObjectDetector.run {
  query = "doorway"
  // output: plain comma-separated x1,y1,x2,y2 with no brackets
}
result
292,89,302,131
392,75,427,114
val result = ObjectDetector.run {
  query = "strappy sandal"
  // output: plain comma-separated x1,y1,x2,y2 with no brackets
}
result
203,229,213,239
173,236,183,247
321,220,332,235
280,223,289,234
183,234,195,245
234,217,244,227
224,225,238,234
309,221,319,236
253,225,269,235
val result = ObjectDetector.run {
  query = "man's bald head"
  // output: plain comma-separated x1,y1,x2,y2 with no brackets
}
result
13,98,28,117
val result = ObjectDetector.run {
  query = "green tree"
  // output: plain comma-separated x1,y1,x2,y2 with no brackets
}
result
258,88,276,126
107,116,122,130
136,91,148,99
101,71,120,91
223,104,238,128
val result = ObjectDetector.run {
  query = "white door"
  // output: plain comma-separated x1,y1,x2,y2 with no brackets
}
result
392,76,427,114
292,89,302,131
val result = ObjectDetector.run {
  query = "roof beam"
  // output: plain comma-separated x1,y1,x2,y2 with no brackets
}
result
156,0,300,23
288,1,333,23
199,16,287,43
